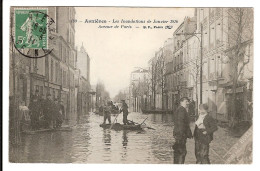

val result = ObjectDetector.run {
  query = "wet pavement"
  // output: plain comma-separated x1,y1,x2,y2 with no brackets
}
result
9,112,239,164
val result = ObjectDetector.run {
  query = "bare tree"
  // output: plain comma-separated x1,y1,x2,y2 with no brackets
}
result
224,8,253,127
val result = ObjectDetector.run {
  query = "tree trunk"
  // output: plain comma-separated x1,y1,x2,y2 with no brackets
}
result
229,55,239,128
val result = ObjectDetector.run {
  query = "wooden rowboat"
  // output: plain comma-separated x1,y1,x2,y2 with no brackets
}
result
99,123,143,131
22,126,73,135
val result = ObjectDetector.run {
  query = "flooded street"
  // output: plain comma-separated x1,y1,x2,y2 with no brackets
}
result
9,112,238,164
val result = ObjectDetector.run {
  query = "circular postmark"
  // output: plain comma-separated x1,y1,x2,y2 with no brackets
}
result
12,9,55,58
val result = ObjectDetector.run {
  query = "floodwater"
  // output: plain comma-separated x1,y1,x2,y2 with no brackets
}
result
9,112,238,164
10,112,176,163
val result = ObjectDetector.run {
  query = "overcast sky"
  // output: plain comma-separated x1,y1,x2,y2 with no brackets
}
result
75,7,194,98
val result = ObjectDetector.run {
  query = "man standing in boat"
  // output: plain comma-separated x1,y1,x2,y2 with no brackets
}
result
172,97,192,164
103,101,112,124
120,100,129,125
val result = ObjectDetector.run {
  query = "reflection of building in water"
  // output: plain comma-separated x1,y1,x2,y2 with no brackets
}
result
121,130,128,161
102,129,112,162
102,129,111,148
122,130,128,147
151,114,174,123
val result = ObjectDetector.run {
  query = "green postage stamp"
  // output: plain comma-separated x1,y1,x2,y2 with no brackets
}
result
15,9,48,49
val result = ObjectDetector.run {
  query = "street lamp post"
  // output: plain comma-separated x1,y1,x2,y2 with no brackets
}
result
200,24,203,104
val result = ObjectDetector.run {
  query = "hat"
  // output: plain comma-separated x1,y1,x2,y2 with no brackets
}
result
199,104,208,111
179,97,189,103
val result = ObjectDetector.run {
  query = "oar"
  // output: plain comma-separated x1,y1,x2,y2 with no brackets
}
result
127,118,156,130
109,111,121,129
140,117,148,125
143,125,156,130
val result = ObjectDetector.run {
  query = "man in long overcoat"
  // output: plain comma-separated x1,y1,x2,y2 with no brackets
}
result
28,97,41,130
42,94,54,129
173,97,192,164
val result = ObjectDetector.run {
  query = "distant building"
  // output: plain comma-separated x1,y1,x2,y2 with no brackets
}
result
76,44,91,117
163,38,174,110
129,68,149,112
77,44,90,82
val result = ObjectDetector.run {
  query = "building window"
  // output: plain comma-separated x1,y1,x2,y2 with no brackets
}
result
216,21,222,46
64,48,66,63
51,59,53,82
210,25,215,50
59,43,63,60
55,63,59,83
217,55,222,77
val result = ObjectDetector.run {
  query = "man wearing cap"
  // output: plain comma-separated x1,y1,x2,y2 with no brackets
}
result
193,103,218,164
103,101,112,124
43,93,54,129
120,100,129,125
173,97,192,164
28,96,41,130
34,89,41,100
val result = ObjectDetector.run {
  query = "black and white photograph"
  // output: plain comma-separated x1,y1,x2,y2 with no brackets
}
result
3,1,257,167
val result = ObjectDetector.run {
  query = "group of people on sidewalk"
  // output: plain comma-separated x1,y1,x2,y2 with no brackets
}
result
173,97,218,164
102,100,129,125
28,90,65,130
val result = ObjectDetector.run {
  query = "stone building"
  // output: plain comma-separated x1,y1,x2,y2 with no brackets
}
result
195,8,253,122
9,7,91,132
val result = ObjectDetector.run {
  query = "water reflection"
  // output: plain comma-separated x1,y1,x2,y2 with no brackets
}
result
103,129,112,147
121,130,128,161
151,113,174,124
10,112,177,163
122,130,128,147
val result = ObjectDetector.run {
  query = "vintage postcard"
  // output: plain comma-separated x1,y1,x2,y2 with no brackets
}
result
7,6,253,165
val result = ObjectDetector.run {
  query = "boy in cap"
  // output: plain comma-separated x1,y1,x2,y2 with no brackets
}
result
193,103,218,164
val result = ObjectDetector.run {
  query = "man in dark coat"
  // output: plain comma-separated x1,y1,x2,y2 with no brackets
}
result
28,97,41,130
53,98,63,128
103,102,111,124
42,94,54,129
120,100,129,125
173,97,192,164
193,103,218,164
34,89,41,100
